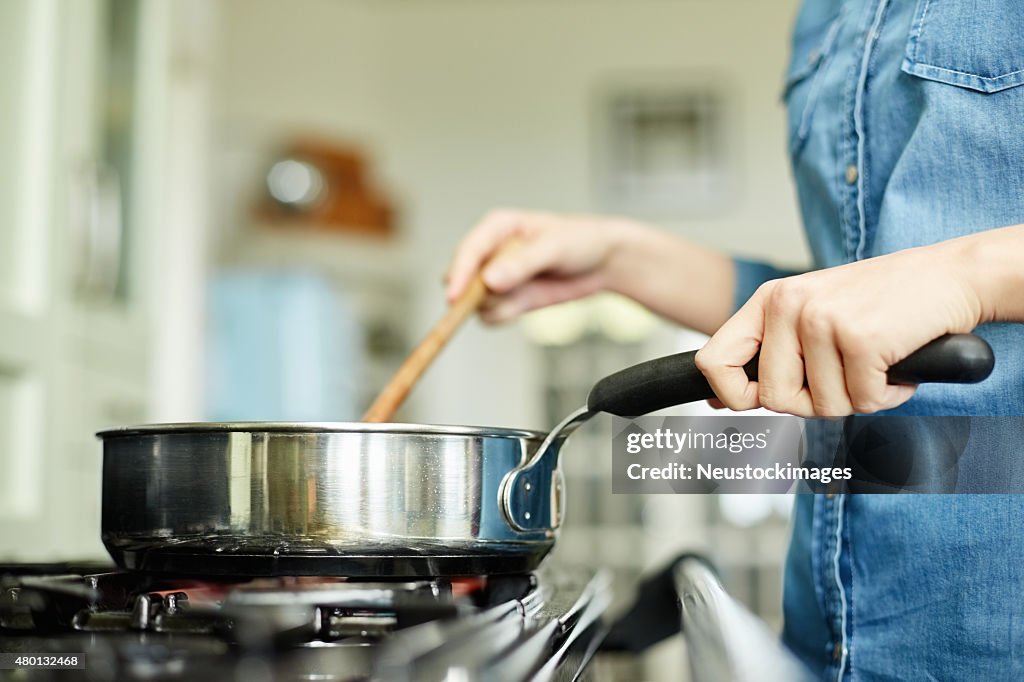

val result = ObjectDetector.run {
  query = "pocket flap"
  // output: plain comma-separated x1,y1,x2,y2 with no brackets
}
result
902,0,1024,93
783,9,844,97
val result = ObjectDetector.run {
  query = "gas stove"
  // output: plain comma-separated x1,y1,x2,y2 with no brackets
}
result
0,563,612,681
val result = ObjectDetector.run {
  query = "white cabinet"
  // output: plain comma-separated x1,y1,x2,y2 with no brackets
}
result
0,0,213,560
0,0,71,555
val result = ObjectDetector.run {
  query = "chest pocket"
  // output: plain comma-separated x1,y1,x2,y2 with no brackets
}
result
903,0,1024,93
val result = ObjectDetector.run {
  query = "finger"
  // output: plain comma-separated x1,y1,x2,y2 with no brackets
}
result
878,383,918,412
706,399,727,410
445,210,521,301
799,313,853,417
478,273,604,323
841,342,916,414
758,310,815,416
750,280,817,415
694,288,768,411
482,233,563,294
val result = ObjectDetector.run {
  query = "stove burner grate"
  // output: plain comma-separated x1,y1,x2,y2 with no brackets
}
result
1,563,604,681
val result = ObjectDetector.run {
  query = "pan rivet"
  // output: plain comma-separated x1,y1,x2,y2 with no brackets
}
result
524,481,532,491
524,511,532,520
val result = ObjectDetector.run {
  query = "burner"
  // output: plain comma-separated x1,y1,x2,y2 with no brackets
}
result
105,541,552,578
0,563,609,681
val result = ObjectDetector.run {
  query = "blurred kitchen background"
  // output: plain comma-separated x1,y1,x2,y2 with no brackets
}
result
0,0,808,678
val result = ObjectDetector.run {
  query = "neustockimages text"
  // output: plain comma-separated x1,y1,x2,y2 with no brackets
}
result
625,461,852,485
622,427,852,486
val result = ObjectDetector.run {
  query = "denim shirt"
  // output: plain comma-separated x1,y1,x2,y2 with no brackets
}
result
732,0,1024,678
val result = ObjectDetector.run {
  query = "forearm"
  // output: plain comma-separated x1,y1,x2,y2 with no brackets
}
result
954,224,1024,324
602,220,735,336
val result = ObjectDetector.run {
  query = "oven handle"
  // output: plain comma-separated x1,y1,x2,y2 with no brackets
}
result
600,554,815,681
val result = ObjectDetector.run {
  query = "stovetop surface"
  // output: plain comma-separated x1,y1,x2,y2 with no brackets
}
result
0,562,611,682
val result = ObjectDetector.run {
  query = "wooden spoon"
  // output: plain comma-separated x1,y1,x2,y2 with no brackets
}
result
361,243,516,422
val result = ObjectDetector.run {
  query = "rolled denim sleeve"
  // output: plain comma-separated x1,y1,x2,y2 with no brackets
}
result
732,257,802,313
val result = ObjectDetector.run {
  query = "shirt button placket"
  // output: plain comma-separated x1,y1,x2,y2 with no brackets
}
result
813,420,849,680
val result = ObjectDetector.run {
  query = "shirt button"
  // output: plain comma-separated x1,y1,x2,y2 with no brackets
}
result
845,164,859,185
825,480,840,498
833,642,844,661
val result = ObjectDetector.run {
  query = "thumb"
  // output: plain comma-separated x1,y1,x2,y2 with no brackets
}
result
482,237,558,293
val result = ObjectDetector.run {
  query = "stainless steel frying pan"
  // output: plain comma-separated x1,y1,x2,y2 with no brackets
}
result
98,334,994,577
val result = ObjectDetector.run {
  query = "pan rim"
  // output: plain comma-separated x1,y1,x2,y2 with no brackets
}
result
96,421,547,441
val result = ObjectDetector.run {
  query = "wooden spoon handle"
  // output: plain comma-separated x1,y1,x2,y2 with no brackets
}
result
361,252,502,423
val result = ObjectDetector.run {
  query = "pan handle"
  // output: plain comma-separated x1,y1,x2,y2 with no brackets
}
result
501,333,994,532
587,333,994,417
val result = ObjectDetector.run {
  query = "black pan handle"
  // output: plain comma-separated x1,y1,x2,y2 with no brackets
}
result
587,333,995,417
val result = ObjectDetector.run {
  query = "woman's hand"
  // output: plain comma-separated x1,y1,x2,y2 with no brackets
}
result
694,238,992,417
445,210,628,324
446,208,736,333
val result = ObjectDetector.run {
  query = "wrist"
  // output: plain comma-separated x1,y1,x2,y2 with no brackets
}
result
600,218,661,296
951,225,1024,324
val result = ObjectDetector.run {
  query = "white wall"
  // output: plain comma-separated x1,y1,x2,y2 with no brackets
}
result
209,0,807,429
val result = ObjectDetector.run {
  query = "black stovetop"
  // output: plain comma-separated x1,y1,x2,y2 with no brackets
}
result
0,562,611,682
